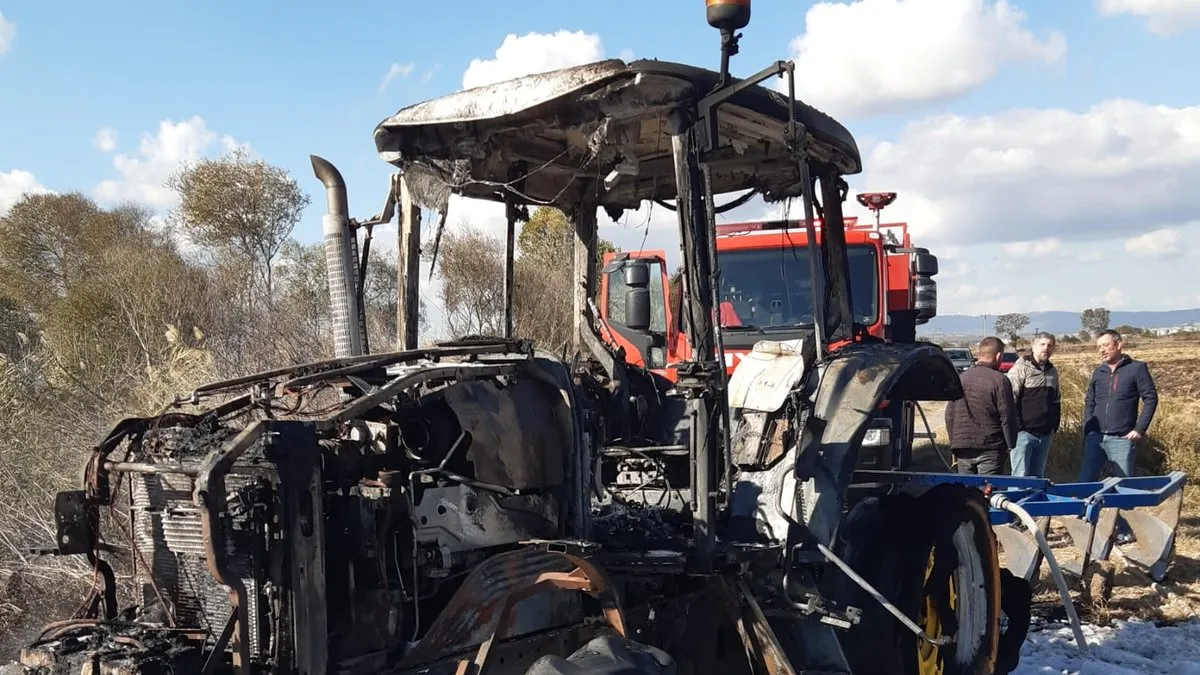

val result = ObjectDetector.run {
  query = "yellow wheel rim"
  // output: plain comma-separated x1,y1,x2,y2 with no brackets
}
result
918,549,957,675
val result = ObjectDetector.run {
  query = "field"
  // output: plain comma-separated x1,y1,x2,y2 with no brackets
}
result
914,334,1200,627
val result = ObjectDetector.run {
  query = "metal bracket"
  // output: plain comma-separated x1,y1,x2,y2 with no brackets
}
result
696,60,797,156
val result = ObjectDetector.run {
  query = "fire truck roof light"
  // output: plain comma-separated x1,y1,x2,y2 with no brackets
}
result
857,191,898,212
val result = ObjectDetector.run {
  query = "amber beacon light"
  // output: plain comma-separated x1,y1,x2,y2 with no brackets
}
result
706,0,751,32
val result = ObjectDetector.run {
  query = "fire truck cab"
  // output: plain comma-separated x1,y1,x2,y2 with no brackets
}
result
597,194,941,469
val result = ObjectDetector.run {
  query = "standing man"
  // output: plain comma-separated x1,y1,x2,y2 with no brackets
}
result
945,336,1018,475
1007,332,1061,477
1078,330,1158,481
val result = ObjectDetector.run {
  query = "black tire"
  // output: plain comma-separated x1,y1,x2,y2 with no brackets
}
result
994,568,1032,675
524,633,676,675
826,485,1002,675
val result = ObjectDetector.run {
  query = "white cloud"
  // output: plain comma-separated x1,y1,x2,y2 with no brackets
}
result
93,127,118,152
0,169,52,216
1124,227,1184,258
462,30,604,90
935,264,1062,314
1097,0,1200,35
1002,238,1063,257
378,62,415,92
94,116,243,208
0,11,14,56
783,0,1066,117
854,99,1200,247
1091,287,1129,309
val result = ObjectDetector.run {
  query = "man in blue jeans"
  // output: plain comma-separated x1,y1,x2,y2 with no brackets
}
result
1079,329,1158,480
1079,330,1158,542
1007,333,1060,477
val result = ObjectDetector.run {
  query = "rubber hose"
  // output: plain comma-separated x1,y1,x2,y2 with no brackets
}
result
990,493,1088,650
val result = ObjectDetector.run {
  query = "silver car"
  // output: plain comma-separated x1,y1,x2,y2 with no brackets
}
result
944,347,973,372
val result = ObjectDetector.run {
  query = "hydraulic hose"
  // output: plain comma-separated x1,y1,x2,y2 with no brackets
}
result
990,493,1088,651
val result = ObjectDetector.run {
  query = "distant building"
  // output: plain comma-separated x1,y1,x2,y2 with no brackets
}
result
1150,322,1200,337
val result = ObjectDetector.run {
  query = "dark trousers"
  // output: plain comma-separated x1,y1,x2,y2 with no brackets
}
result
953,448,1003,475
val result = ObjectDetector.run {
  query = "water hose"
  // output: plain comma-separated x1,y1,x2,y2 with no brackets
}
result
990,493,1088,650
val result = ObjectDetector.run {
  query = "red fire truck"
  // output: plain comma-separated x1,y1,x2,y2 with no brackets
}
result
596,192,941,468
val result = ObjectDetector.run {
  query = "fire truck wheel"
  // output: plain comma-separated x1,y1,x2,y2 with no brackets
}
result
826,485,1002,675
524,633,675,675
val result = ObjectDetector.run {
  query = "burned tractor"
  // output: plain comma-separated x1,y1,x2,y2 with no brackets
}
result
21,4,1050,674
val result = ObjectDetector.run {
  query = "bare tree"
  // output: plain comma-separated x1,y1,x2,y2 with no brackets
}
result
168,149,310,303
994,313,1030,347
512,207,620,351
436,223,506,338
0,194,212,399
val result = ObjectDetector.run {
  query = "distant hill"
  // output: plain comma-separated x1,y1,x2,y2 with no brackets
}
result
919,309,1200,337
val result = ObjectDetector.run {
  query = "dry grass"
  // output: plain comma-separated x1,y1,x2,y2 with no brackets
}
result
0,330,221,661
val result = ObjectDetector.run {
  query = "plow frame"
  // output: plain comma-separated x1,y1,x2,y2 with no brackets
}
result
852,470,1188,584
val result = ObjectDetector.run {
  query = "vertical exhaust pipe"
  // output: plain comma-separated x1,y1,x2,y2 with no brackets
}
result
311,155,364,358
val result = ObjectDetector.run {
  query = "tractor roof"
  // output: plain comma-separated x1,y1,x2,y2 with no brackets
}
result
373,59,861,219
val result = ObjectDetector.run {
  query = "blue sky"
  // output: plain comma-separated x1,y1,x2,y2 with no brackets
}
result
3,0,1200,337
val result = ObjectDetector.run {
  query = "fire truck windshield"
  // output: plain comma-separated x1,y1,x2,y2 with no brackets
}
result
717,244,879,331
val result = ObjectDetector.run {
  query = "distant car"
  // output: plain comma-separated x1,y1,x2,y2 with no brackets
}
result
998,351,1019,373
945,347,973,372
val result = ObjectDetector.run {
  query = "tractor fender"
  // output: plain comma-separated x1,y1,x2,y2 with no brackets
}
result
798,342,963,546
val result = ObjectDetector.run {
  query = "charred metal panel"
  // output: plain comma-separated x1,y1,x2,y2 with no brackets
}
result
399,548,599,671
411,486,559,554
442,377,570,489
816,165,855,347
272,421,329,675
531,355,591,539
53,490,94,555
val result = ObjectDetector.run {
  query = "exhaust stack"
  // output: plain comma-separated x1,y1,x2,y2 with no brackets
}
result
311,155,364,358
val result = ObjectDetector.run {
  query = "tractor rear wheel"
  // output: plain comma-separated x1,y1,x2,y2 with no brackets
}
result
826,484,1003,675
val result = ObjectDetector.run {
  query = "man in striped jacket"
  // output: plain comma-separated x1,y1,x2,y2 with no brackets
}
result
1006,333,1061,477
